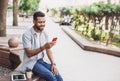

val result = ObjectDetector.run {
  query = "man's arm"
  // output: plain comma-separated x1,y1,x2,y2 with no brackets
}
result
24,42,55,57
46,49,55,65
24,46,45,57
46,49,59,75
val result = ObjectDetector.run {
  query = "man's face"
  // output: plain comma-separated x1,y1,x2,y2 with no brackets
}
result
34,17,46,31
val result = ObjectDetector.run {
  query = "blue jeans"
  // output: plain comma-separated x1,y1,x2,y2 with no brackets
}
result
32,59,63,81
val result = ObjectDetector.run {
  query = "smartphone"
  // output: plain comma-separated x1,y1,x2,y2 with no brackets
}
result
52,37,57,42
11,74,26,81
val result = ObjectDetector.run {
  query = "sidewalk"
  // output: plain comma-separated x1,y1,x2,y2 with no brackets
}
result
0,15,33,45
62,26,120,57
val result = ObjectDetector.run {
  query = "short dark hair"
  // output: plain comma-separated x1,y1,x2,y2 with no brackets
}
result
33,11,45,20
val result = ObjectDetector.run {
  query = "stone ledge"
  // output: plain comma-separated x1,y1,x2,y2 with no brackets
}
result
0,45,22,70
62,26,120,57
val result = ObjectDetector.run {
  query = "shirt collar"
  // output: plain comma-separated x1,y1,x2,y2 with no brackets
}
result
31,27,43,35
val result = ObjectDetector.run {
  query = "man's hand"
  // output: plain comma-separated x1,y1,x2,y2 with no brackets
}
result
51,65,59,75
43,42,56,49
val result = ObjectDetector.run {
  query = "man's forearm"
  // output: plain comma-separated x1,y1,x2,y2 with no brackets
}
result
25,46,45,57
46,49,55,65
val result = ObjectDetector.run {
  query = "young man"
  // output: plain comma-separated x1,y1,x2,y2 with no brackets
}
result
22,11,63,81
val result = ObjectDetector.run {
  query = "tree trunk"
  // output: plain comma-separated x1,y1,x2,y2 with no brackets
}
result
0,0,9,37
105,15,109,30
13,0,18,26
107,0,111,3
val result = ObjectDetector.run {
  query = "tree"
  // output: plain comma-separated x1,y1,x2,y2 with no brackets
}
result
13,0,18,26
19,0,40,17
0,0,9,37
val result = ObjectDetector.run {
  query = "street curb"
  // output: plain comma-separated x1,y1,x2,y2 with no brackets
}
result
61,26,120,57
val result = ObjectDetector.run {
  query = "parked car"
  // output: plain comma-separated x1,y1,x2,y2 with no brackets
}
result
59,15,72,26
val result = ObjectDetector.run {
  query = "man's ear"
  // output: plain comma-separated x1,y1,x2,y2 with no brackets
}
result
33,20,35,24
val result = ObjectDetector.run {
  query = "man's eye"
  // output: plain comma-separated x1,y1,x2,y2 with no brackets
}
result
38,21,45,23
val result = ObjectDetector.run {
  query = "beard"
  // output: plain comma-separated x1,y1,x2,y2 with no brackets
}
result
35,25,45,31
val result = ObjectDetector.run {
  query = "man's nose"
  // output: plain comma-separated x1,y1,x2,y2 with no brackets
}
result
39,22,44,25
41,22,45,25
